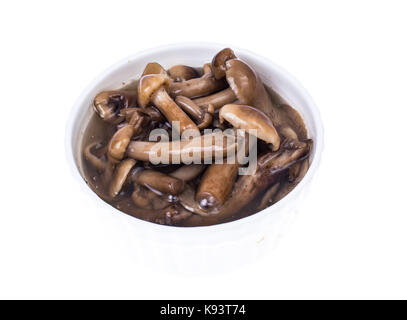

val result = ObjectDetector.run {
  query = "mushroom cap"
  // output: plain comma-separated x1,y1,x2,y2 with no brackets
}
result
109,158,137,198
225,59,257,104
211,48,236,79
107,124,134,162
142,62,167,76
93,91,136,123
219,104,281,150
137,74,171,107
168,65,199,81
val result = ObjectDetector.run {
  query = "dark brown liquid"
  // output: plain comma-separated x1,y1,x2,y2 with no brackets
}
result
81,83,309,227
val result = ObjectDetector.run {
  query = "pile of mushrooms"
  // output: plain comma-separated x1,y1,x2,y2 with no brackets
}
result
84,48,312,226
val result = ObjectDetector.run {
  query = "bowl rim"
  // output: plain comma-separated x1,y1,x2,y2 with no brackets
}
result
65,42,324,234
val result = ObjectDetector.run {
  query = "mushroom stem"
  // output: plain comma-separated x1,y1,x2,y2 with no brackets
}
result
137,74,199,136
107,124,135,162
196,163,239,209
193,88,236,109
126,131,238,163
84,141,107,171
175,96,214,129
170,75,228,98
152,87,200,136
169,164,206,181
93,90,137,123
133,170,184,195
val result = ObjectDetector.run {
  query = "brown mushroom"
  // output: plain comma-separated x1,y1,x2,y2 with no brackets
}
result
126,131,238,163
194,131,249,209
211,48,236,79
133,169,184,195
137,74,199,136
175,96,214,129
142,62,167,76
169,164,206,181
93,90,137,123
193,88,236,109
168,65,199,81
179,139,311,219
170,68,228,98
202,63,213,76
107,124,135,162
225,59,278,124
196,163,239,209
108,158,137,198
192,56,259,110
219,104,280,151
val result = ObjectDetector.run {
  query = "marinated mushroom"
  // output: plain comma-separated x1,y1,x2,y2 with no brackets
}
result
211,47,237,79
137,74,199,136
219,104,280,151
192,57,258,109
133,169,185,195
93,90,137,123
169,164,206,181
109,158,137,198
126,131,238,163
196,163,239,209
107,124,135,162
82,48,313,227
168,65,199,81
180,139,311,221
170,69,228,98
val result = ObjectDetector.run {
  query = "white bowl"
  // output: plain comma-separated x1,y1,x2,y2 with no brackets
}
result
65,43,324,274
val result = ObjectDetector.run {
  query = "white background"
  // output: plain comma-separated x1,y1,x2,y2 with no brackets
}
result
1,0,406,299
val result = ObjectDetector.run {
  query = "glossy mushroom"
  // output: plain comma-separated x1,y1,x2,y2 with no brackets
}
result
194,131,249,209
196,163,239,209
179,139,310,219
137,74,199,136
93,90,137,123
107,124,135,162
108,158,137,198
170,69,228,98
133,169,184,195
142,62,167,76
219,104,280,151
175,96,214,129
169,164,206,181
192,55,258,110
193,88,236,109
211,48,236,79
126,131,238,163
168,65,199,81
